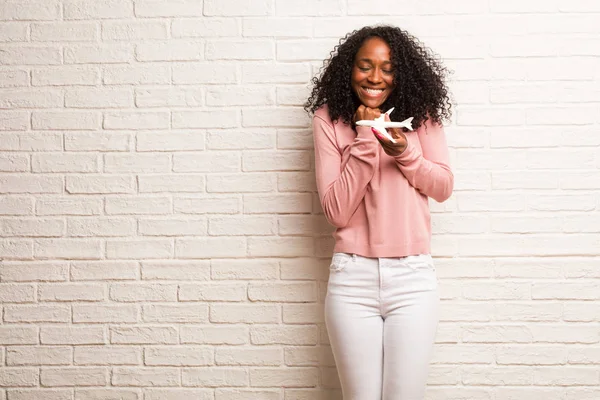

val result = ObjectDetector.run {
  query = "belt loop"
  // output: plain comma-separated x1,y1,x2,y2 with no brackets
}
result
352,254,357,261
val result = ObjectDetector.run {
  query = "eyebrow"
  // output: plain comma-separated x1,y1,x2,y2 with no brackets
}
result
356,58,392,64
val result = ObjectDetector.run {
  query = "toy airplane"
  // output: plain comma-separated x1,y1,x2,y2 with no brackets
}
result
355,107,414,144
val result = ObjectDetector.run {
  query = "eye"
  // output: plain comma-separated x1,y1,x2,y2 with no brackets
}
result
358,67,370,72
382,69,394,75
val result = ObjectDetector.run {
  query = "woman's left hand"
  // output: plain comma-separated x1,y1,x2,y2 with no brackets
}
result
371,114,408,157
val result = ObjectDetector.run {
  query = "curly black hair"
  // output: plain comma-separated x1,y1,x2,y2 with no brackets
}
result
304,25,452,129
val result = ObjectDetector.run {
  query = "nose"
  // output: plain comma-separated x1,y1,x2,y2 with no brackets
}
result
367,68,383,84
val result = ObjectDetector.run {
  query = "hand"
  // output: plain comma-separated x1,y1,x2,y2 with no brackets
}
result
353,105,381,123
372,113,408,157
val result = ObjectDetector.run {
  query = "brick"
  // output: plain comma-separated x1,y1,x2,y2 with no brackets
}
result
31,22,97,42
210,304,280,324
7,347,72,366
0,46,61,65
104,112,169,130
4,305,70,323
71,261,138,281
0,284,35,303
250,326,318,345
74,390,140,400
1,218,64,237
105,196,171,215
172,18,238,38
174,196,240,215
66,88,133,108
0,240,34,259
176,237,246,258
280,258,329,281
36,197,102,216
145,389,212,400
1,175,63,194
181,325,249,345
141,260,210,281
496,346,566,365
102,21,168,40
0,22,29,41
243,18,311,37
106,239,173,259
0,89,63,109
283,304,325,324
144,347,214,366
73,305,138,323
173,63,237,84
174,151,240,173
216,389,280,400
139,217,207,236
179,283,247,302
431,344,495,364
204,0,273,16
462,325,533,343
207,86,274,106
0,70,28,87
64,44,133,64
135,88,203,108
112,368,180,387
103,65,170,85
7,389,72,400
248,237,314,257
277,40,337,62
244,194,312,213
138,174,205,193
182,368,247,387
242,108,310,128
209,216,276,236
242,64,310,84
135,0,203,17
248,282,316,302
211,259,279,280
495,303,562,322
104,153,170,173
206,40,273,60
41,327,105,345
110,283,177,302
207,174,275,193
0,368,38,387
250,367,318,387
67,217,135,237
0,261,68,282
64,0,133,19
243,150,310,171
207,130,275,150
143,304,209,323
110,326,178,345
216,347,282,366
173,110,239,129
0,327,38,345
39,283,105,301
32,153,99,173
34,238,102,259
32,67,99,86
0,196,34,215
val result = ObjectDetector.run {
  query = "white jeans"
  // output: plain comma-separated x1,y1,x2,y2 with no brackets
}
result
325,253,439,400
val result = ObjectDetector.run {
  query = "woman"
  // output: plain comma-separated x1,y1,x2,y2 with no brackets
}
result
304,25,453,400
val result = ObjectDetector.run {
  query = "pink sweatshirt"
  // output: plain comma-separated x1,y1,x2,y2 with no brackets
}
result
313,105,454,258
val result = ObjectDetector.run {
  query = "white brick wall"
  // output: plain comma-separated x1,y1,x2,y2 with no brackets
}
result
0,0,599,398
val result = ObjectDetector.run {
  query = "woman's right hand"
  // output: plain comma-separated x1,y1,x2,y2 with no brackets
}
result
353,105,381,123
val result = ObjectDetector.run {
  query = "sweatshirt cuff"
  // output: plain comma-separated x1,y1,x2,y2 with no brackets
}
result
393,139,420,164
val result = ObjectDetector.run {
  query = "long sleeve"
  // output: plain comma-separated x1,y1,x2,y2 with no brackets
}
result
393,119,453,203
313,115,379,228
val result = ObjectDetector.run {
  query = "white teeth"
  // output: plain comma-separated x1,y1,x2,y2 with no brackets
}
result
364,88,384,95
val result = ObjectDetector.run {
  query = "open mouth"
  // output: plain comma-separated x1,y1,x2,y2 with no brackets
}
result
362,87,386,97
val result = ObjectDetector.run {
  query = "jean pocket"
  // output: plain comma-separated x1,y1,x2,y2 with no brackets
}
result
329,252,353,272
404,254,436,272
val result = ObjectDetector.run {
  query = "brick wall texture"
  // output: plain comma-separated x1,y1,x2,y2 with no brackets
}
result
1,0,600,399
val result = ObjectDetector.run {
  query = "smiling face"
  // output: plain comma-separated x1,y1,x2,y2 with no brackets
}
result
351,36,396,109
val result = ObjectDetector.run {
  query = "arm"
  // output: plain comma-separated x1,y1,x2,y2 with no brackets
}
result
313,115,379,228
393,119,453,202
